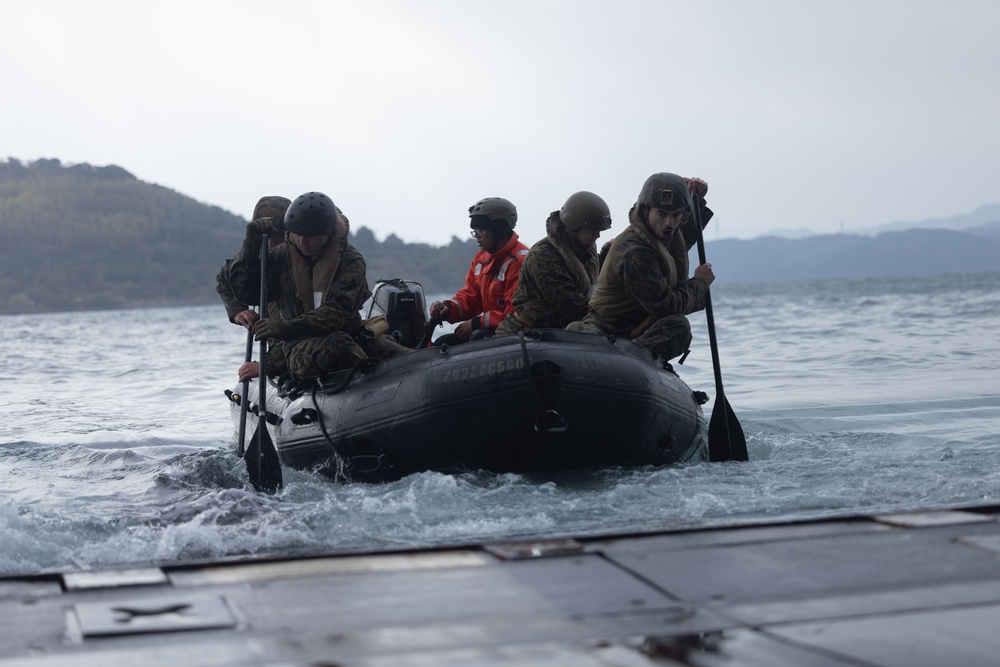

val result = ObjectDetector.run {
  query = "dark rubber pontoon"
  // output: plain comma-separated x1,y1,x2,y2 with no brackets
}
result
231,328,709,482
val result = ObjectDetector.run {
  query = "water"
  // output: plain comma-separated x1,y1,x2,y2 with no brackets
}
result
2,272,998,576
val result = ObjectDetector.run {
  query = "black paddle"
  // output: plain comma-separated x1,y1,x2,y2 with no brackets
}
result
244,227,283,492
235,320,254,458
691,193,749,462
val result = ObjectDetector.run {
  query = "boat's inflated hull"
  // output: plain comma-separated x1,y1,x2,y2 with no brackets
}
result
234,329,708,482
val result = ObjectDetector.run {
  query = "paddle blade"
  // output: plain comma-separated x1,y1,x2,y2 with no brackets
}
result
707,396,749,462
244,420,283,493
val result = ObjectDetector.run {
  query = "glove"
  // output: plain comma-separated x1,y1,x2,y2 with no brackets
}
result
253,318,289,341
246,217,276,241
429,300,451,320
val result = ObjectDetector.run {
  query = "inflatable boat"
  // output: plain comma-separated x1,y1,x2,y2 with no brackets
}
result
227,280,710,483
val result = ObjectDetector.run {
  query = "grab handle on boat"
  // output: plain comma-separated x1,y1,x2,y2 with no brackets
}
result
534,409,568,434
290,408,318,425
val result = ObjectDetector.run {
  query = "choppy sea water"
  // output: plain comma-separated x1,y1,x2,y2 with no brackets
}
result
1,271,998,576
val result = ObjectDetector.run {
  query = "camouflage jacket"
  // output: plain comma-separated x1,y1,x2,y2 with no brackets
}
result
588,203,713,334
497,222,598,334
215,259,246,323
228,234,371,375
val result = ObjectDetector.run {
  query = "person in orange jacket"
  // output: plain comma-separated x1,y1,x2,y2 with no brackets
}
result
429,197,529,344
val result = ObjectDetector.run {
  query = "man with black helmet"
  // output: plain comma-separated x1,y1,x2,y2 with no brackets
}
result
228,191,408,382
216,195,290,329
429,197,528,344
496,191,611,335
566,173,715,362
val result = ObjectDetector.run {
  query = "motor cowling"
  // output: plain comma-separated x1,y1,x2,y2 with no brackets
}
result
366,279,429,348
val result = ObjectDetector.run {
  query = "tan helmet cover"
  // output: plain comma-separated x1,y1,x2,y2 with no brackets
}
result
636,172,690,213
559,191,612,232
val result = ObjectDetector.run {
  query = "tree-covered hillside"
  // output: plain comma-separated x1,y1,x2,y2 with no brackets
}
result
0,159,477,314
4,158,998,315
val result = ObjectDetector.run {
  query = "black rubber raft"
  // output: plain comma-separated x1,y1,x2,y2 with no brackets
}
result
232,328,709,483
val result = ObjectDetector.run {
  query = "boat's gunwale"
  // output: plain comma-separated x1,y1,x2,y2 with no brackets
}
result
306,328,674,399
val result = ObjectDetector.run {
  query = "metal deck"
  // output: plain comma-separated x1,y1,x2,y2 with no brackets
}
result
3,505,1000,665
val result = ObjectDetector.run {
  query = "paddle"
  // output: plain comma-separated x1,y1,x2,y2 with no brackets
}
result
244,228,283,492
691,193,749,462
235,320,254,459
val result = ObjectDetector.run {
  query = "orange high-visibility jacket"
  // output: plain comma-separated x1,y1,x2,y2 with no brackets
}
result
443,232,529,330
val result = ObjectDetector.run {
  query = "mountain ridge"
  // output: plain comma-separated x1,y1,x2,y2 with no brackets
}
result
2,157,998,314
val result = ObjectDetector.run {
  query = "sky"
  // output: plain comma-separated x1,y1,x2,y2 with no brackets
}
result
2,0,998,247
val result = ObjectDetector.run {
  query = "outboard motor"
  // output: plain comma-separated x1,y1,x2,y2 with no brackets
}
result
366,279,429,348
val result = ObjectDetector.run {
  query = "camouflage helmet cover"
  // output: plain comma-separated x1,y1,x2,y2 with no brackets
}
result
636,172,691,213
252,195,292,234
559,191,612,232
468,197,517,230
284,192,337,236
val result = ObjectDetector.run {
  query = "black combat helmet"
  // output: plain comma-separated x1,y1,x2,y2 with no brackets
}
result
559,191,612,232
636,173,691,213
284,192,337,236
468,197,518,230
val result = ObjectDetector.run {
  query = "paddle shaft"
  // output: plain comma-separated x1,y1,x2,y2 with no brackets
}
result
236,322,253,458
693,234,727,420
691,195,748,462
245,230,283,492
256,233,274,477
257,233,267,460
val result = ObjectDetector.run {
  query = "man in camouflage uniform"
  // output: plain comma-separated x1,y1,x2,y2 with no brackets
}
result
496,191,612,335
216,196,291,329
566,172,715,361
229,191,409,382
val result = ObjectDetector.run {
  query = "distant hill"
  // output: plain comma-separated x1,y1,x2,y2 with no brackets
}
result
702,228,1000,284
857,203,1000,237
2,157,998,314
0,158,478,314
0,158,247,313
350,227,478,301
761,203,1000,241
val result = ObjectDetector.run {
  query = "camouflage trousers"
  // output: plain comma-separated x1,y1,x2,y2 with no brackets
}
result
566,313,692,361
282,332,412,380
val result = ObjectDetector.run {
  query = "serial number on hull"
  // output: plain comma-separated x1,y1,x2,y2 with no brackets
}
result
433,358,525,383
573,356,613,371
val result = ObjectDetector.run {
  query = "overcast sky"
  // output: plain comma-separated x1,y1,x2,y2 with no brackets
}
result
3,0,998,246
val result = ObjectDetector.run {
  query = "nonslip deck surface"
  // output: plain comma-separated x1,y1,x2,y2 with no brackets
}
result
3,505,1000,666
